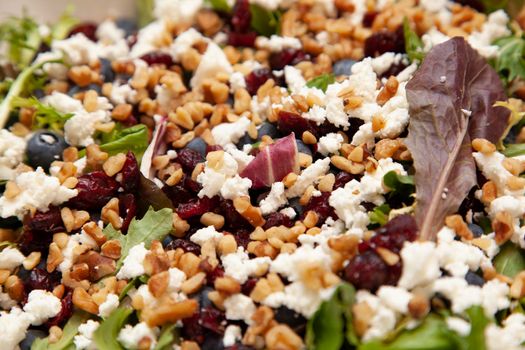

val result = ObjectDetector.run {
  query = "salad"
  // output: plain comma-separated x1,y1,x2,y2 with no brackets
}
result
1,0,525,349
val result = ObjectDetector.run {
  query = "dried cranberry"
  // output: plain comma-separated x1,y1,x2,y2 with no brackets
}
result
334,172,355,189
68,22,97,41
274,306,307,334
220,200,251,230
269,49,310,70
201,262,224,285
183,312,205,344
68,171,119,210
242,278,258,295
206,145,223,154
228,31,257,47
166,239,201,255
177,196,219,220
139,52,174,66
119,193,136,233
121,151,140,193
233,229,251,249
25,268,61,292
368,215,418,253
263,212,293,230
362,11,378,27
364,26,405,57
277,111,312,136
379,61,408,80
303,192,337,224
163,179,194,208
24,206,64,233
176,148,205,173
200,306,225,334
344,250,392,291
18,230,53,255
231,0,251,32
245,68,274,95
46,290,73,328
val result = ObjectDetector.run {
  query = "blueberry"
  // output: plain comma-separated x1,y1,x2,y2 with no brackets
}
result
274,306,307,334
162,235,174,248
468,223,484,238
296,139,312,156
333,59,356,76
236,133,255,148
68,83,102,96
186,137,208,158
197,286,214,309
20,329,47,350
115,18,137,37
465,271,485,286
26,131,68,171
288,197,303,216
257,122,279,140
99,58,115,83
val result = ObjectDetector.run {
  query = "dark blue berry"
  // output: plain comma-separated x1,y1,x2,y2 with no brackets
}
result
186,137,208,158
257,122,279,140
295,139,312,156
20,329,47,350
68,83,102,96
99,58,115,82
115,18,137,37
465,271,485,286
333,59,356,76
26,131,68,171
468,223,484,238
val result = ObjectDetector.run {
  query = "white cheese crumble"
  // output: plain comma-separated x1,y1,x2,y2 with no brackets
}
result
0,307,32,350
447,317,471,337
191,42,233,88
474,151,521,196
398,241,441,289
0,167,78,219
211,116,251,146
171,28,207,61
284,66,306,94
197,151,249,199
221,175,252,200
223,293,256,324
0,130,26,180
74,320,100,350
223,325,242,347
287,157,330,198
190,226,223,246
64,109,111,147
229,71,247,93
116,243,149,279
260,182,287,215
485,313,525,350
222,247,271,284
0,247,25,270
317,133,344,155
98,293,120,318
23,289,62,326
256,35,302,52
58,231,98,272
52,33,98,65
154,0,203,23
118,322,159,349
467,10,510,59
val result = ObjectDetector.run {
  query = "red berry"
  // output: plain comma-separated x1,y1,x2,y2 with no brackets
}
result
245,68,273,95
176,148,205,173
68,171,119,210
364,26,405,57
228,31,257,47
68,22,98,41
231,0,251,32
139,52,174,66
121,151,140,193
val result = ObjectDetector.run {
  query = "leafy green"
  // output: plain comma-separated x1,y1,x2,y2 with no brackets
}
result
495,99,525,149
0,13,41,69
47,6,79,44
250,4,281,37
13,96,73,131
462,306,489,350
494,242,525,278
93,307,133,350
31,312,90,350
104,206,173,269
306,74,336,92
80,124,149,158
382,171,415,204
119,277,139,301
481,0,523,13
137,0,156,28
306,283,357,350
403,18,425,63
502,143,525,157
136,174,175,217
369,204,391,226
0,58,61,129
155,324,179,350
207,0,231,12
493,35,525,83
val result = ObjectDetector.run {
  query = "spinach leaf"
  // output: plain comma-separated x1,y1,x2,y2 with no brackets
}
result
306,283,357,350
93,307,133,350
155,324,179,350
12,96,73,131
494,242,525,278
31,312,90,350
104,206,173,269
493,35,525,83
306,73,336,92
403,18,425,62
405,37,509,240
369,204,391,227
250,4,281,37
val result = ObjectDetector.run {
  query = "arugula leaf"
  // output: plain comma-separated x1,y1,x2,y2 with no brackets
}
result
12,96,73,131
493,35,525,83
80,124,149,158
104,206,173,269
493,242,525,278
206,0,231,12
250,4,281,37
155,324,179,350
403,18,425,63
306,74,336,92
369,204,391,227
462,306,490,350
93,307,133,350
31,312,90,350
306,283,357,350
0,13,41,69
0,58,61,129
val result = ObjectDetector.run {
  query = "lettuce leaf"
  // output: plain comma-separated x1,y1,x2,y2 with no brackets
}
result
403,18,425,63
0,13,41,69
93,307,133,350
493,242,525,278
31,312,90,350
206,0,231,12
493,35,525,83
250,4,281,37
369,204,391,227
155,324,179,350
306,74,336,92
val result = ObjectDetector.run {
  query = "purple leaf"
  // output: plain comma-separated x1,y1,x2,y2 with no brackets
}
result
405,37,509,240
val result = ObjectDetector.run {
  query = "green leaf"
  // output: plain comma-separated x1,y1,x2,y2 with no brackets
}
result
104,206,173,269
119,277,139,301
155,324,179,350
136,174,175,217
0,13,41,69
79,124,149,159
382,171,415,205
250,4,281,37
306,283,356,350
206,0,231,12
493,242,525,278
495,100,525,149
494,35,525,83
403,18,425,63
48,5,79,44
93,307,133,350
306,74,336,92
31,312,90,350
502,143,525,157
480,0,510,13
359,315,462,350
12,96,73,131
137,0,155,28
462,306,490,350
369,204,391,227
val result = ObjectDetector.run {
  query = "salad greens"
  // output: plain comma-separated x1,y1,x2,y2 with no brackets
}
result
103,206,173,269
493,242,525,278
382,171,415,204
136,0,155,28
306,73,336,92
403,18,425,63
31,312,90,350
93,307,133,350
493,35,525,84
136,174,175,216
206,0,231,13
369,204,391,227
13,96,73,131
250,4,282,37
97,124,149,158
154,324,179,350
0,13,41,70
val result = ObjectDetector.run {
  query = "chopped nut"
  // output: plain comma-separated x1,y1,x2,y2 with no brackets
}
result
481,181,497,204
233,197,266,227
445,214,473,240
83,221,108,245
331,155,365,174
70,263,90,281
148,271,169,298
101,240,122,259
472,138,496,154
265,324,304,350
303,211,319,228
103,153,127,177
142,299,198,327
47,242,64,273
23,251,41,270
214,276,241,295
510,271,525,299
302,131,317,145
180,341,201,350
49,326,63,344
101,198,122,230
408,294,430,319
376,247,400,266
5,275,24,301
217,235,237,256
493,211,514,244
181,272,207,294
73,287,99,314
172,212,190,237
178,253,201,278
200,212,225,230
4,181,20,199
166,168,184,186
111,104,133,121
